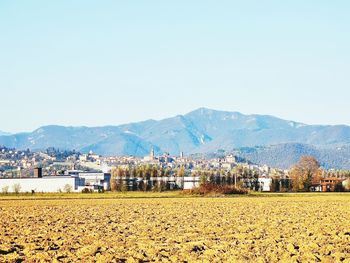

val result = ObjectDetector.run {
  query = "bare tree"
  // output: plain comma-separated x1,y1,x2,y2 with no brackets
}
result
64,184,73,193
12,183,21,194
1,186,9,194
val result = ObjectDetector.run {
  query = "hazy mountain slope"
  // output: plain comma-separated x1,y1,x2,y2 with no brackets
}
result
0,125,123,151
235,144,320,169
80,132,159,157
136,115,212,154
184,108,305,137
1,108,350,169
0,131,11,136
0,133,29,148
185,108,350,154
236,143,350,170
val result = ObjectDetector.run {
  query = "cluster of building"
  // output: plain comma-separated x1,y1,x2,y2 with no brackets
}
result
0,147,280,193
1,147,349,193
0,146,79,177
0,147,44,177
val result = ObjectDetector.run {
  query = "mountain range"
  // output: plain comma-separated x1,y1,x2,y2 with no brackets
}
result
1,108,350,169
0,131,11,136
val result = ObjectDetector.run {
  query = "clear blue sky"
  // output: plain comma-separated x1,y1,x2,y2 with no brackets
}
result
1,1,349,133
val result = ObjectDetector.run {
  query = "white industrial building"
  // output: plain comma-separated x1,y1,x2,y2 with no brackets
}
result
0,176,84,193
258,178,272,192
183,177,200,190
79,173,108,187
67,171,111,191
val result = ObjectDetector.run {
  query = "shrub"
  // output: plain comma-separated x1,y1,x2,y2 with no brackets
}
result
334,182,345,192
82,188,93,193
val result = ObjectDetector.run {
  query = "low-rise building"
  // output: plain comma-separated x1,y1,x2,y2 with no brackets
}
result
258,178,272,192
0,176,84,193
320,177,344,192
77,172,111,191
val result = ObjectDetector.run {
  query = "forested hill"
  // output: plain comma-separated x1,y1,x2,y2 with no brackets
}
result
1,108,350,169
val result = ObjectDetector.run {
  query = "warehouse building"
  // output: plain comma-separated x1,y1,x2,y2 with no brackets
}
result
0,176,84,193
66,171,111,191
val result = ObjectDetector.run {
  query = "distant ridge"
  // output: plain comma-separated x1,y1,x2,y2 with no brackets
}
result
1,108,350,169
235,143,350,170
0,131,11,136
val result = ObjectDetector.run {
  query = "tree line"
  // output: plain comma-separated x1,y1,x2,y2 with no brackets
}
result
110,156,350,192
110,164,265,192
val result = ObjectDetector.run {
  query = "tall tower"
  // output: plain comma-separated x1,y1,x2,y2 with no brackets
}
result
150,148,155,160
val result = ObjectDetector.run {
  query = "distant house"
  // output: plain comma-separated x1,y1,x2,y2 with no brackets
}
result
320,177,344,192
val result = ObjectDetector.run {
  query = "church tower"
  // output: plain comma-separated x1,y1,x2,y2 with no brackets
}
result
150,148,155,160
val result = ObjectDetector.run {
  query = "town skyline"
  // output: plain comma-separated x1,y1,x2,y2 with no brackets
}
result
2,107,350,170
